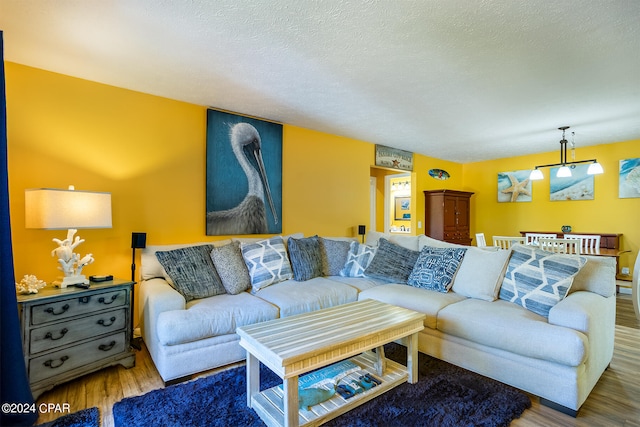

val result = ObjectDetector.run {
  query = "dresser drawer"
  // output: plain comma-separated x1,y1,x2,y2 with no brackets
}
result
29,308,127,354
30,289,127,325
29,332,126,384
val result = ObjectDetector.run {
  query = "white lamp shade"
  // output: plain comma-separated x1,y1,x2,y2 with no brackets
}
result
25,188,112,229
529,169,544,180
556,166,572,178
587,162,604,175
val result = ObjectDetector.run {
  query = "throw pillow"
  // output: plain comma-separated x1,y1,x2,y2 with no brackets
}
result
451,247,511,301
155,245,225,302
288,236,323,281
499,244,587,318
340,241,377,278
209,241,251,295
364,238,420,283
319,238,352,276
241,236,293,293
407,246,467,292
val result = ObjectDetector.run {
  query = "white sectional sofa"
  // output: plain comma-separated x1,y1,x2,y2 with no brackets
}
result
138,232,616,416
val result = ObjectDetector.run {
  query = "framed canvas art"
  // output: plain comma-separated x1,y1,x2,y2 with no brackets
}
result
619,158,640,198
549,164,594,201
497,170,532,202
205,109,283,235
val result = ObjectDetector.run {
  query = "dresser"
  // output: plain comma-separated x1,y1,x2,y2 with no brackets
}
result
424,190,474,245
17,279,136,398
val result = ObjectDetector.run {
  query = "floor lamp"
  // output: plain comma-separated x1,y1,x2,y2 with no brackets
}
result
130,232,146,350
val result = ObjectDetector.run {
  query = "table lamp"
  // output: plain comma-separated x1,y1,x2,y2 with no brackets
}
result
25,185,112,288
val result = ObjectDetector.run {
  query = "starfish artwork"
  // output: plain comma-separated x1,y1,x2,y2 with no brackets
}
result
499,172,532,202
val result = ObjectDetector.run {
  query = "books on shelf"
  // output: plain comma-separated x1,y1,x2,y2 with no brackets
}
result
279,360,361,391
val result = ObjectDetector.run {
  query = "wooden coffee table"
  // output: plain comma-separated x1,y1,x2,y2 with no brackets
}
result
237,299,425,427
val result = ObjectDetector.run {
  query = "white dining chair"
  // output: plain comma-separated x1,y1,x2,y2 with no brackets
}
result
538,238,581,255
633,253,639,320
492,236,525,250
475,233,487,247
525,233,557,246
564,234,601,254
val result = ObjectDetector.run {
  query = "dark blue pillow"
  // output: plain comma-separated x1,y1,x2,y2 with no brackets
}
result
288,236,323,281
364,238,420,283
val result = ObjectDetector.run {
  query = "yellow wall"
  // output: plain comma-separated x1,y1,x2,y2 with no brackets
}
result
5,63,374,283
6,62,639,287
463,140,640,272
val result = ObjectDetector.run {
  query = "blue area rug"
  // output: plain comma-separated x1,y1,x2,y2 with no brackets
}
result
113,344,530,427
35,407,99,427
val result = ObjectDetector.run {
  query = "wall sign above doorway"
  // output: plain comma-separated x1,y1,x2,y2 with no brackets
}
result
375,145,413,171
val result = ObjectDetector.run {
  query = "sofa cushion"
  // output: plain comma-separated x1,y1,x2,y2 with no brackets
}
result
570,255,616,297
241,236,293,293
340,242,376,278
319,238,352,276
209,241,251,295
156,292,279,345
358,283,467,329
499,244,587,318
326,275,387,292
407,246,467,292
437,298,588,367
155,245,226,302
364,238,420,283
452,247,511,301
288,236,323,281
254,277,359,317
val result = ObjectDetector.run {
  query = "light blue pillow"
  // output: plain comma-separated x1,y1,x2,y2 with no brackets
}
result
499,244,587,317
340,242,376,278
241,236,293,293
407,246,467,292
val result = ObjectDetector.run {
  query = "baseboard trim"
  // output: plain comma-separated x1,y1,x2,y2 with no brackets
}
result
540,397,578,417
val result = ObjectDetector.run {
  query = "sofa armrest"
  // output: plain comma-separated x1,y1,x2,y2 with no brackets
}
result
139,278,186,344
548,291,615,335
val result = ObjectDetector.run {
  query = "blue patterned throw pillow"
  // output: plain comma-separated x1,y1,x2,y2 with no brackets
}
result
499,244,587,318
407,246,467,292
241,236,293,293
340,241,377,278
364,238,420,283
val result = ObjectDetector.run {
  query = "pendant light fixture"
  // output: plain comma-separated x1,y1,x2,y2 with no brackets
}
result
529,126,604,180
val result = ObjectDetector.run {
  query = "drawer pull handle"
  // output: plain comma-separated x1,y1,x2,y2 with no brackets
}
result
99,341,116,351
97,317,117,327
45,304,70,316
79,296,91,304
44,328,69,341
98,295,118,305
44,356,69,369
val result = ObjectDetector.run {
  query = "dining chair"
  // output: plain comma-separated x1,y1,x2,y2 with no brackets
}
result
525,233,557,246
538,238,581,255
475,233,487,247
633,253,639,320
492,236,525,250
564,234,601,254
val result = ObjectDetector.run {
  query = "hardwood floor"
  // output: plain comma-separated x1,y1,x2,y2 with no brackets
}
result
34,290,640,427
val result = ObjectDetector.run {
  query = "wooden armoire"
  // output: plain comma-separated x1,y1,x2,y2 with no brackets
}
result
423,190,474,245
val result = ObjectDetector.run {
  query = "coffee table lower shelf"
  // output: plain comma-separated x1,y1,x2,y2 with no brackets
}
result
251,351,408,427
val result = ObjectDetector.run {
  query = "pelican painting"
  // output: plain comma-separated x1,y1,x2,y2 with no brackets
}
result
206,111,282,235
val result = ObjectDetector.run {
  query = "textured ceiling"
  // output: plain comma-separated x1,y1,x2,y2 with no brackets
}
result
1,0,639,162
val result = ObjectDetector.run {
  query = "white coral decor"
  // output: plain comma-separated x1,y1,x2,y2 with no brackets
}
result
16,275,47,294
